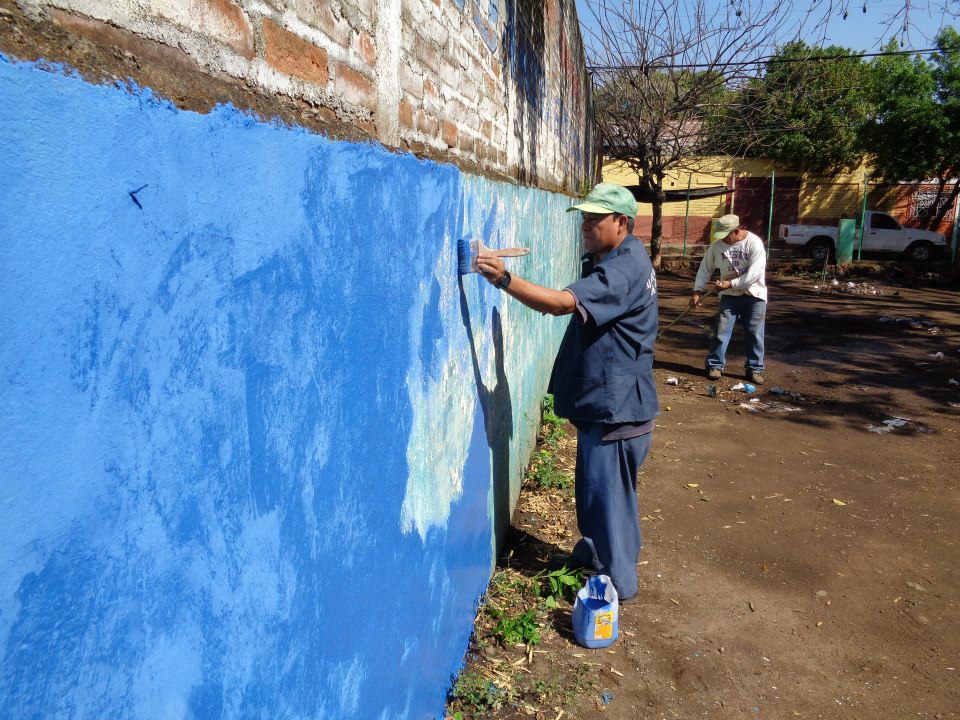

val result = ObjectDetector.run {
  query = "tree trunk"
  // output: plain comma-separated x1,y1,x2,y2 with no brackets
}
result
932,179,960,233
650,185,665,269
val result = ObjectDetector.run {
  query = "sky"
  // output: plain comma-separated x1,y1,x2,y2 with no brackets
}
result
815,0,955,49
574,0,957,55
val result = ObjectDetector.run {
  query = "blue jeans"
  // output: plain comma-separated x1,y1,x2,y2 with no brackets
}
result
707,295,766,373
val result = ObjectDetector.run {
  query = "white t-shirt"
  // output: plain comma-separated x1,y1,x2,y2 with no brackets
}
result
693,231,767,302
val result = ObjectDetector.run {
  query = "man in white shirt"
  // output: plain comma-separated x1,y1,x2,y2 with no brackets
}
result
688,214,768,385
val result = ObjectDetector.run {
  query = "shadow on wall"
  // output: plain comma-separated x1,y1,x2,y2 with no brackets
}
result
503,0,546,186
498,0,591,190
459,283,514,551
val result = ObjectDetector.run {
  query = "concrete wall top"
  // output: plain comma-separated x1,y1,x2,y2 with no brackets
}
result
6,0,593,193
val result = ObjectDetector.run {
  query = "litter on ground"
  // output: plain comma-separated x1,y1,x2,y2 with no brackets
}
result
769,386,808,402
816,280,884,295
866,417,930,434
839,281,881,295
739,401,801,413
879,316,942,333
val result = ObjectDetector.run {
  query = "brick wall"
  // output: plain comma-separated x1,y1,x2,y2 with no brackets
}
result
9,0,593,193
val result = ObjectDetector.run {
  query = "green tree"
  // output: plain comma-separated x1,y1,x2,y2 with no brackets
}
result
859,29,960,229
713,42,873,172
584,0,808,267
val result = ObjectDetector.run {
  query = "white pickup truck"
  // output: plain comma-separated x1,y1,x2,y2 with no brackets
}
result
779,211,947,262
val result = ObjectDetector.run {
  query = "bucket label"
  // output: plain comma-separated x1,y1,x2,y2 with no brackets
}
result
594,611,614,639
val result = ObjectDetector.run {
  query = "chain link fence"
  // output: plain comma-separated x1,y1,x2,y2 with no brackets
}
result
640,174,959,263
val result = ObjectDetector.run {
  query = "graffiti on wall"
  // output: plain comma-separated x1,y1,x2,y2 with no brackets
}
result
0,56,579,719
911,188,952,219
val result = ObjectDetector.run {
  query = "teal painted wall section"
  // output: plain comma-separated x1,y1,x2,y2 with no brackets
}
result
450,176,580,552
0,57,578,718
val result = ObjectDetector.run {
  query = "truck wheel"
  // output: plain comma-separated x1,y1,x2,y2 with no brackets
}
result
807,238,833,262
907,241,934,262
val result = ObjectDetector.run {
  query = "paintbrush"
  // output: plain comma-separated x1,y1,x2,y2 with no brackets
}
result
457,237,530,275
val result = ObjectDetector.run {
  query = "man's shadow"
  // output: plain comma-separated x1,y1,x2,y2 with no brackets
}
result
458,278,514,553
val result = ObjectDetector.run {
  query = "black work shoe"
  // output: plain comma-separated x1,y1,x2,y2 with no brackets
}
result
707,368,722,380
548,552,593,573
747,370,765,385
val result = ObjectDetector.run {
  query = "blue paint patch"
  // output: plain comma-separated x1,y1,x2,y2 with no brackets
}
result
0,55,580,718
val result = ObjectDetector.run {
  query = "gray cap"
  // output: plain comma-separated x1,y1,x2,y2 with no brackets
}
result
712,214,740,241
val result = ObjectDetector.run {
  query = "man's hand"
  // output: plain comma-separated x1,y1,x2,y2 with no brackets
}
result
711,279,733,291
688,292,703,309
475,253,506,287
472,253,575,315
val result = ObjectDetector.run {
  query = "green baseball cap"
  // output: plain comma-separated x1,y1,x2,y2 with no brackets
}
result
567,183,638,218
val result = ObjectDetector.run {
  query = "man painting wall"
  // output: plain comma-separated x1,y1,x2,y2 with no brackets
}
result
474,184,658,601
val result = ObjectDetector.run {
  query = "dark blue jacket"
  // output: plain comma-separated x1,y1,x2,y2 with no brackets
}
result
548,235,659,424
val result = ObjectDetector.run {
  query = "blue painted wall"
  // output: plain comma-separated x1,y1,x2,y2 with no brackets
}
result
0,58,579,718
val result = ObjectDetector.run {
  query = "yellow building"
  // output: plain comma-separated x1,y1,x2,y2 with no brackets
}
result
602,157,956,254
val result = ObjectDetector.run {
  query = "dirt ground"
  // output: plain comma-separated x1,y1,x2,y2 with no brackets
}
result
448,267,960,720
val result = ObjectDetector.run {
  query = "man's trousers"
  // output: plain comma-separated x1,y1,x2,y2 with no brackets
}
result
570,424,652,601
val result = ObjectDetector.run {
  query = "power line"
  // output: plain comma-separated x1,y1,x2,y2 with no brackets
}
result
588,46,946,72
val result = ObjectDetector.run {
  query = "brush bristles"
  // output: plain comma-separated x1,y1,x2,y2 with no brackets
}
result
457,237,479,275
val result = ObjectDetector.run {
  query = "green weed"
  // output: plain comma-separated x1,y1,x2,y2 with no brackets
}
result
488,570,537,599
531,665,597,708
528,449,571,490
489,607,541,646
450,671,516,712
531,677,558,702
540,395,566,449
562,662,599,705
542,566,584,602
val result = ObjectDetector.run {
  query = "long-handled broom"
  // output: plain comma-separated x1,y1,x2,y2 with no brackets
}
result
657,287,715,336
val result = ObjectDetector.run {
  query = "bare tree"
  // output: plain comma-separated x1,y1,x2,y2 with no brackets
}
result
844,0,960,48
582,0,831,266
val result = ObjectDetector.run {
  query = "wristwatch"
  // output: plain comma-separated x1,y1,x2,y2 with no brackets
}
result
498,271,512,290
